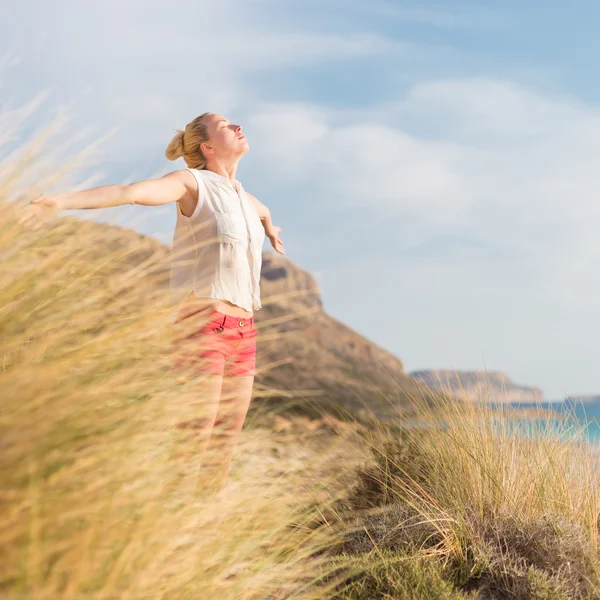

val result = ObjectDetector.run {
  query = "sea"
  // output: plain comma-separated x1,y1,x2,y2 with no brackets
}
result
510,398,600,444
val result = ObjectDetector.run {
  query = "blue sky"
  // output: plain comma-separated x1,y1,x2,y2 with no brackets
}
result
3,0,600,400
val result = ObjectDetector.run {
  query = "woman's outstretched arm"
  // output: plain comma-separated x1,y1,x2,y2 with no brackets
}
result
18,171,191,230
246,191,285,255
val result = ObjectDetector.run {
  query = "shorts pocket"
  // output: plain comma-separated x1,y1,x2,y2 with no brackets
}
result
214,211,244,244
199,314,226,334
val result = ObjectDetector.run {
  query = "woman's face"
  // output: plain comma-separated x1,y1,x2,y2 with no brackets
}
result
202,113,249,159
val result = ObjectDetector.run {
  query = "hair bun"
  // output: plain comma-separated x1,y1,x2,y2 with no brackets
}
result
165,129,185,161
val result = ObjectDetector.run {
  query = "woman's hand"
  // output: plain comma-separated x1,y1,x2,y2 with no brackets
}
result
266,225,285,255
18,195,63,231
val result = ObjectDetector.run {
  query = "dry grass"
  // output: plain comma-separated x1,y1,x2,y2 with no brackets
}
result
335,395,600,598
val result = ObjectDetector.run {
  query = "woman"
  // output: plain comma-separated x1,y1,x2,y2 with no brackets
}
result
19,112,285,494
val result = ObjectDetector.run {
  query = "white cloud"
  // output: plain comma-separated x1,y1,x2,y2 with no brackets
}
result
400,79,589,141
244,79,600,315
2,1,417,170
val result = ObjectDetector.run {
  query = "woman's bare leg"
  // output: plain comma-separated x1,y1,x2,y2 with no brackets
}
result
200,375,255,493
168,373,224,491
175,373,224,435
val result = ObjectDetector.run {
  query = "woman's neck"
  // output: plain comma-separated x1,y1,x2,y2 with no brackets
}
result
204,158,240,188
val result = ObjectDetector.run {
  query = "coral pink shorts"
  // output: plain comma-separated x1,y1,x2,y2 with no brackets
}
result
171,305,258,377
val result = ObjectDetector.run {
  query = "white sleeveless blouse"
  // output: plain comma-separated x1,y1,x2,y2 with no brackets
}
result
169,168,265,312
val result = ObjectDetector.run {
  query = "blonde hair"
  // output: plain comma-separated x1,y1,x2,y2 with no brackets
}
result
165,112,211,169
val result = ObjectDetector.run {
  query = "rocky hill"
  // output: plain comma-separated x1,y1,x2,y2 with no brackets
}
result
254,253,433,421
410,369,544,404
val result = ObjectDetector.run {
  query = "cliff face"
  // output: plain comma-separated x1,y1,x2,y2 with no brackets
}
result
255,253,430,421
409,369,544,404
259,253,323,311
